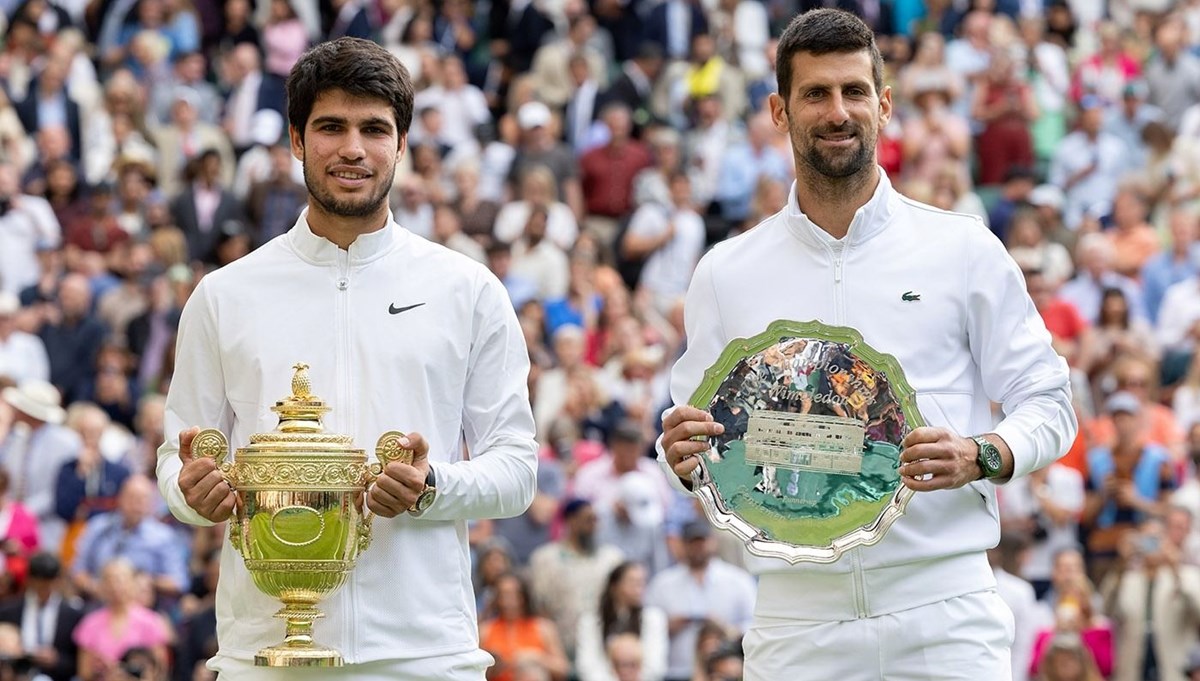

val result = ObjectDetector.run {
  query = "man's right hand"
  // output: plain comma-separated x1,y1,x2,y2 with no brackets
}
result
661,406,723,484
177,427,236,522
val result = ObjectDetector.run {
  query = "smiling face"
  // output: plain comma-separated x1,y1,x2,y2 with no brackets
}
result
769,50,890,183
290,88,404,227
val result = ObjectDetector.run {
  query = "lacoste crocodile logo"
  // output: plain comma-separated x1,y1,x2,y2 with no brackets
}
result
901,291,921,302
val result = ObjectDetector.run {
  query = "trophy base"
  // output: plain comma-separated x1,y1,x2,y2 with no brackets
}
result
254,644,344,667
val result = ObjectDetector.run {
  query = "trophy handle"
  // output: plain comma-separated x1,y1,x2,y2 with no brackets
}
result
192,428,243,554
358,431,415,554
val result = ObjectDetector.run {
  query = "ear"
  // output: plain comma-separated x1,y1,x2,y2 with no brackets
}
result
397,132,408,162
878,85,893,129
767,93,789,136
289,125,304,162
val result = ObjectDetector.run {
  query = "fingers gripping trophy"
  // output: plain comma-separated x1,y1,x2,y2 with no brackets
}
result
190,363,412,667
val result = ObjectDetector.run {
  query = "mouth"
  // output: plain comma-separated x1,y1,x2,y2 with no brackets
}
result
816,131,858,147
329,169,372,187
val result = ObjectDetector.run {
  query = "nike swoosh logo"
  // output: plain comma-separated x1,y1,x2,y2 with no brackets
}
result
388,303,426,315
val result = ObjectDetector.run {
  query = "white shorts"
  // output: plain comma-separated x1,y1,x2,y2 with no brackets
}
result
209,649,494,681
743,589,1014,681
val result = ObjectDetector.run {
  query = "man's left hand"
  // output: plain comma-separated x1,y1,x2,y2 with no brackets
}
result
367,433,430,518
898,427,980,491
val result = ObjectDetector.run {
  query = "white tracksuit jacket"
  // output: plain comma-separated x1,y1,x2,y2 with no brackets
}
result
158,212,538,663
660,170,1077,621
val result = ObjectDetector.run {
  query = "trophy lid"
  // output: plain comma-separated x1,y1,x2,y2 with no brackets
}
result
245,363,355,449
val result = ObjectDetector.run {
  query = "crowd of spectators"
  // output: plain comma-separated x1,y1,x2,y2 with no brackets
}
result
2,0,1200,679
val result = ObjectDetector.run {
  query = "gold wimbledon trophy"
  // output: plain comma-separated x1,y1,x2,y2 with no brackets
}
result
192,363,410,667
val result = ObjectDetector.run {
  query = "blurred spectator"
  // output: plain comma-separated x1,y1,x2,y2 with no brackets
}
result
971,49,1038,186
73,558,171,681
509,102,584,219
1143,209,1200,325
1104,80,1164,174
601,632,645,681
1144,14,1200,133
531,13,607,110
0,160,63,298
0,294,49,385
1102,515,1200,681
530,499,624,663
1007,209,1073,286
55,403,130,566
169,150,244,266
1034,632,1106,681
1025,268,1092,372
496,166,579,253
480,572,570,681
1070,21,1141,105
39,273,107,404
1009,460,1086,598
595,472,671,577
0,381,78,554
415,55,490,150
1105,187,1160,279
1083,390,1177,581
573,420,672,516
152,91,235,199
645,520,754,681
989,530,1038,681
642,0,709,62
0,553,83,681
579,103,652,253
174,547,218,681
244,143,306,247
701,641,743,681
600,43,664,137
71,475,189,602
14,56,83,159
621,173,706,314
1060,233,1146,325
1030,572,1113,678
1018,17,1071,167
713,114,790,226
575,562,667,681
509,205,571,302
1089,287,1160,401
1049,96,1127,230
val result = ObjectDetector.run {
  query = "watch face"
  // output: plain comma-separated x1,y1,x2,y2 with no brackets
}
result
415,489,435,512
978,440,1002,475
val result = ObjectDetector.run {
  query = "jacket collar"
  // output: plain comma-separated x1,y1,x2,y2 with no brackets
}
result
784,168,899,249
287,207,406,265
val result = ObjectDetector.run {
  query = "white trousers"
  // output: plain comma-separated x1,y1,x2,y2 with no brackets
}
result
743,589,1014,681
210,649,494,680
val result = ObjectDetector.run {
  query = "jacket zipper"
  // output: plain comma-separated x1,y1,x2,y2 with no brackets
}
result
828,237,866,615
335,248,356,657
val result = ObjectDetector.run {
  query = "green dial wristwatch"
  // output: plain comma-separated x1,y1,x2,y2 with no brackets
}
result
972,436,1003,480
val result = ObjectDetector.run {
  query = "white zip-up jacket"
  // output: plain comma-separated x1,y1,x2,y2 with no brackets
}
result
157,212,538,662
659,171,1076,621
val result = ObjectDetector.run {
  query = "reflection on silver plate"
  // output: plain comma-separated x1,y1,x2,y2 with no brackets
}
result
687,320,925,564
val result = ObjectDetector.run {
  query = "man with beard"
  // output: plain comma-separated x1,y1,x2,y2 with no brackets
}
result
156,38,538,680
658,9,1075,680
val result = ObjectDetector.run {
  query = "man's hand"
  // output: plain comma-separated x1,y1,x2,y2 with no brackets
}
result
898,427,981,491
367,433,430,518
178,427,236,522
661,406,723,484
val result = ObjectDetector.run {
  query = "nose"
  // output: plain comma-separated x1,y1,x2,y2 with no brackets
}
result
338,130,366,161
827,91,850,125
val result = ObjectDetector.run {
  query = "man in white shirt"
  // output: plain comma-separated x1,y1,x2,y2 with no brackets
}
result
158,38,537,680
645,520,757,681
0,293,49,384
0,161,62,298
621,173,706,314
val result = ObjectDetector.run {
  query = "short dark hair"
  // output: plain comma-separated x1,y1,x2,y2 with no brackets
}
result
286,37,415,143
775,9,884,103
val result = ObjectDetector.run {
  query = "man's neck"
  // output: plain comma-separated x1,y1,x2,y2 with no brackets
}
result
793,166,880,240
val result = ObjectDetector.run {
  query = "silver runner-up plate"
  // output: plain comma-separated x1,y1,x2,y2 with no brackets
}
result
687,320,926,564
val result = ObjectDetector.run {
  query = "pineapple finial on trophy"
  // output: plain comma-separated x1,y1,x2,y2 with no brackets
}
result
291,363,312,397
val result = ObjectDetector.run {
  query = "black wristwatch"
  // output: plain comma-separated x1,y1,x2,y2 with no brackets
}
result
972,436,1003,480
409,464,437,516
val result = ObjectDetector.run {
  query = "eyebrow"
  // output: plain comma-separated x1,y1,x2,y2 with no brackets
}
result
310,115,395,131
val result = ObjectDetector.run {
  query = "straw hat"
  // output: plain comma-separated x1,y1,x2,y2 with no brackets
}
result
1,380,66,425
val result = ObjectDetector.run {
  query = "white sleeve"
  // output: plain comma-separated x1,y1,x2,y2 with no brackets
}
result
156,280,231,528
418,271,538,521
656,253,726,494
966,227,1078,479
